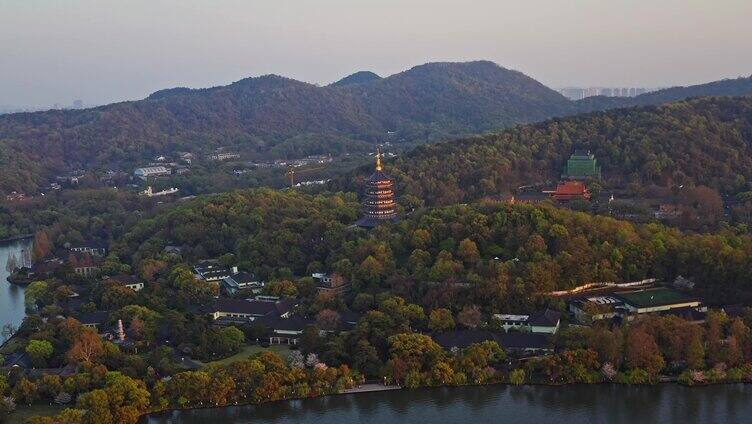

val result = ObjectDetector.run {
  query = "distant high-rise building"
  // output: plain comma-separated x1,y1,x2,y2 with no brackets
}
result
72,99,84,109
558,86,657,100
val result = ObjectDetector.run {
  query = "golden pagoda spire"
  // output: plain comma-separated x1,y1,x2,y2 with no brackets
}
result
375,147,383,171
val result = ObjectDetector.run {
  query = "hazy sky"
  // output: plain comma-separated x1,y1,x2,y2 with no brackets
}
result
2,0,751,108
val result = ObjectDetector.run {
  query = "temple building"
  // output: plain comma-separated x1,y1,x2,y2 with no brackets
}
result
544,181,591,202
563,150,601,179
356,149,398,227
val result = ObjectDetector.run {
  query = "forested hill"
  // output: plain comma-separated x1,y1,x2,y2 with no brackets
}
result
0,61,570,193
375,96,752,205
119,188,752,306
0,60,750,195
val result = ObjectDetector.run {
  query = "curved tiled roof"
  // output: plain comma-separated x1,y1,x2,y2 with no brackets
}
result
366,170,394,183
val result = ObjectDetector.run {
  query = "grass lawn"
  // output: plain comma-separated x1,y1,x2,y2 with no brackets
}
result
204,344,293,367
7,404,65,424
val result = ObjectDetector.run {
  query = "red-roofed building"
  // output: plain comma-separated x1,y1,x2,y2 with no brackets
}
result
546,181,591,202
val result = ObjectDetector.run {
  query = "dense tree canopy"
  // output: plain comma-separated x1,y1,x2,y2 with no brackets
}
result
333,97,752,206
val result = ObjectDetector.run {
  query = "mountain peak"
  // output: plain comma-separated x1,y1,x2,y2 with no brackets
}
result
330,71,382,87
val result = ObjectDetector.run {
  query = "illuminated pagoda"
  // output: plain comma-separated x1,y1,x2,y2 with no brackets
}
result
356,149,398,228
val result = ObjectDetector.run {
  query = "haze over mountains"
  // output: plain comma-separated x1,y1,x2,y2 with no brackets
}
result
0,60,751,193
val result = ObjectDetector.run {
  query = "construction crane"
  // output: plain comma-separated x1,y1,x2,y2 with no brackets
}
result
285,166,325,188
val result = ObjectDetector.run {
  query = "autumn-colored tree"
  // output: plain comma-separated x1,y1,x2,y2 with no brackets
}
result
265,280,298,298
509,369,525,385
625,328,665,376
458,238,480,264
32,230,51,262
316,309,341,331
139,258,167,282
457,305,483,328
101,285,137,309
77,389,112,424
387,333,444,373
729,318,751,363
68,329,105,365
411,229,431,249
38,374,62,399
12,378,38,405
428,308,455,332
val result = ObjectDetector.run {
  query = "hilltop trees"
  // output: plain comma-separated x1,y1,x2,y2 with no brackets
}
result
379,97,752,207
115,188,752,308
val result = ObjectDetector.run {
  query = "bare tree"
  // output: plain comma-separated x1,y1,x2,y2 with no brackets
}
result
5,253,17,273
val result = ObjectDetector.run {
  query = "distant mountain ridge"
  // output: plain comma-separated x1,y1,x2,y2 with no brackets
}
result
574,75,752,112
0,60,750,193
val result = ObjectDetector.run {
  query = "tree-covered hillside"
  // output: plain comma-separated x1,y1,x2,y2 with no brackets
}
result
0,61,570,194
117,189,752,307
1,60,749,195
574,75,752,112
367,97,752,205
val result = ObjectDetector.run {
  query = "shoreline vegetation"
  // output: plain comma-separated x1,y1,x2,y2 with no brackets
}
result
133,375,752,423
9,371,742,423
10,342,752,424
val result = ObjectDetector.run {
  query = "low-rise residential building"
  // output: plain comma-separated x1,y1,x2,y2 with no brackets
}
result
615,287,700,314
5,191,29,202
77,311,110,330
68,252,101,277
164,245,183,257
493,309,561,334
494,314,530,331
208,298,309,345
104,275,145,291
208,152,241,161
206,298,295,321
134,166,171,180
141,186,179,197
659,307,708,324
222,271,263,295
312,273,351,296
194,261,233,282
569,295,624,324
262,315,312,345
69,240,107,257
432,329,553,355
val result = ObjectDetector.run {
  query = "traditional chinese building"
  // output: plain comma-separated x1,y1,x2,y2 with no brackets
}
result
545,181,591,202
563,150,601,179
356,149,398,227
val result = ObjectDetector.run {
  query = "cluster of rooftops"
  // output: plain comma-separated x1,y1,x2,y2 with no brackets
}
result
568,285,704,324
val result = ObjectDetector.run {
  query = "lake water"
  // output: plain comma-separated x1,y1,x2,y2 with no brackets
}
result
145,383,752,424
0,239,32,339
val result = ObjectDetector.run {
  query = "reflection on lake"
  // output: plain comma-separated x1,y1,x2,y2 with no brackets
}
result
0,239,31,339
145,383,752,424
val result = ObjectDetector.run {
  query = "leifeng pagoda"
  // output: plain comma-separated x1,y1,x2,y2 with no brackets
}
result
356,149,398,228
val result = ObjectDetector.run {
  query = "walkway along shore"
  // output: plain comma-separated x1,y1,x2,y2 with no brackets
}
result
0,234,32,244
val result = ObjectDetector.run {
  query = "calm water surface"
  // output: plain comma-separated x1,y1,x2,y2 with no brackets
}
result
0,239,31,338
146,383,752,424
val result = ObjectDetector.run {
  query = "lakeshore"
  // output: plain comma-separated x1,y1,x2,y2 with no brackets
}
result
0,234,32,244
143,382,752,424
